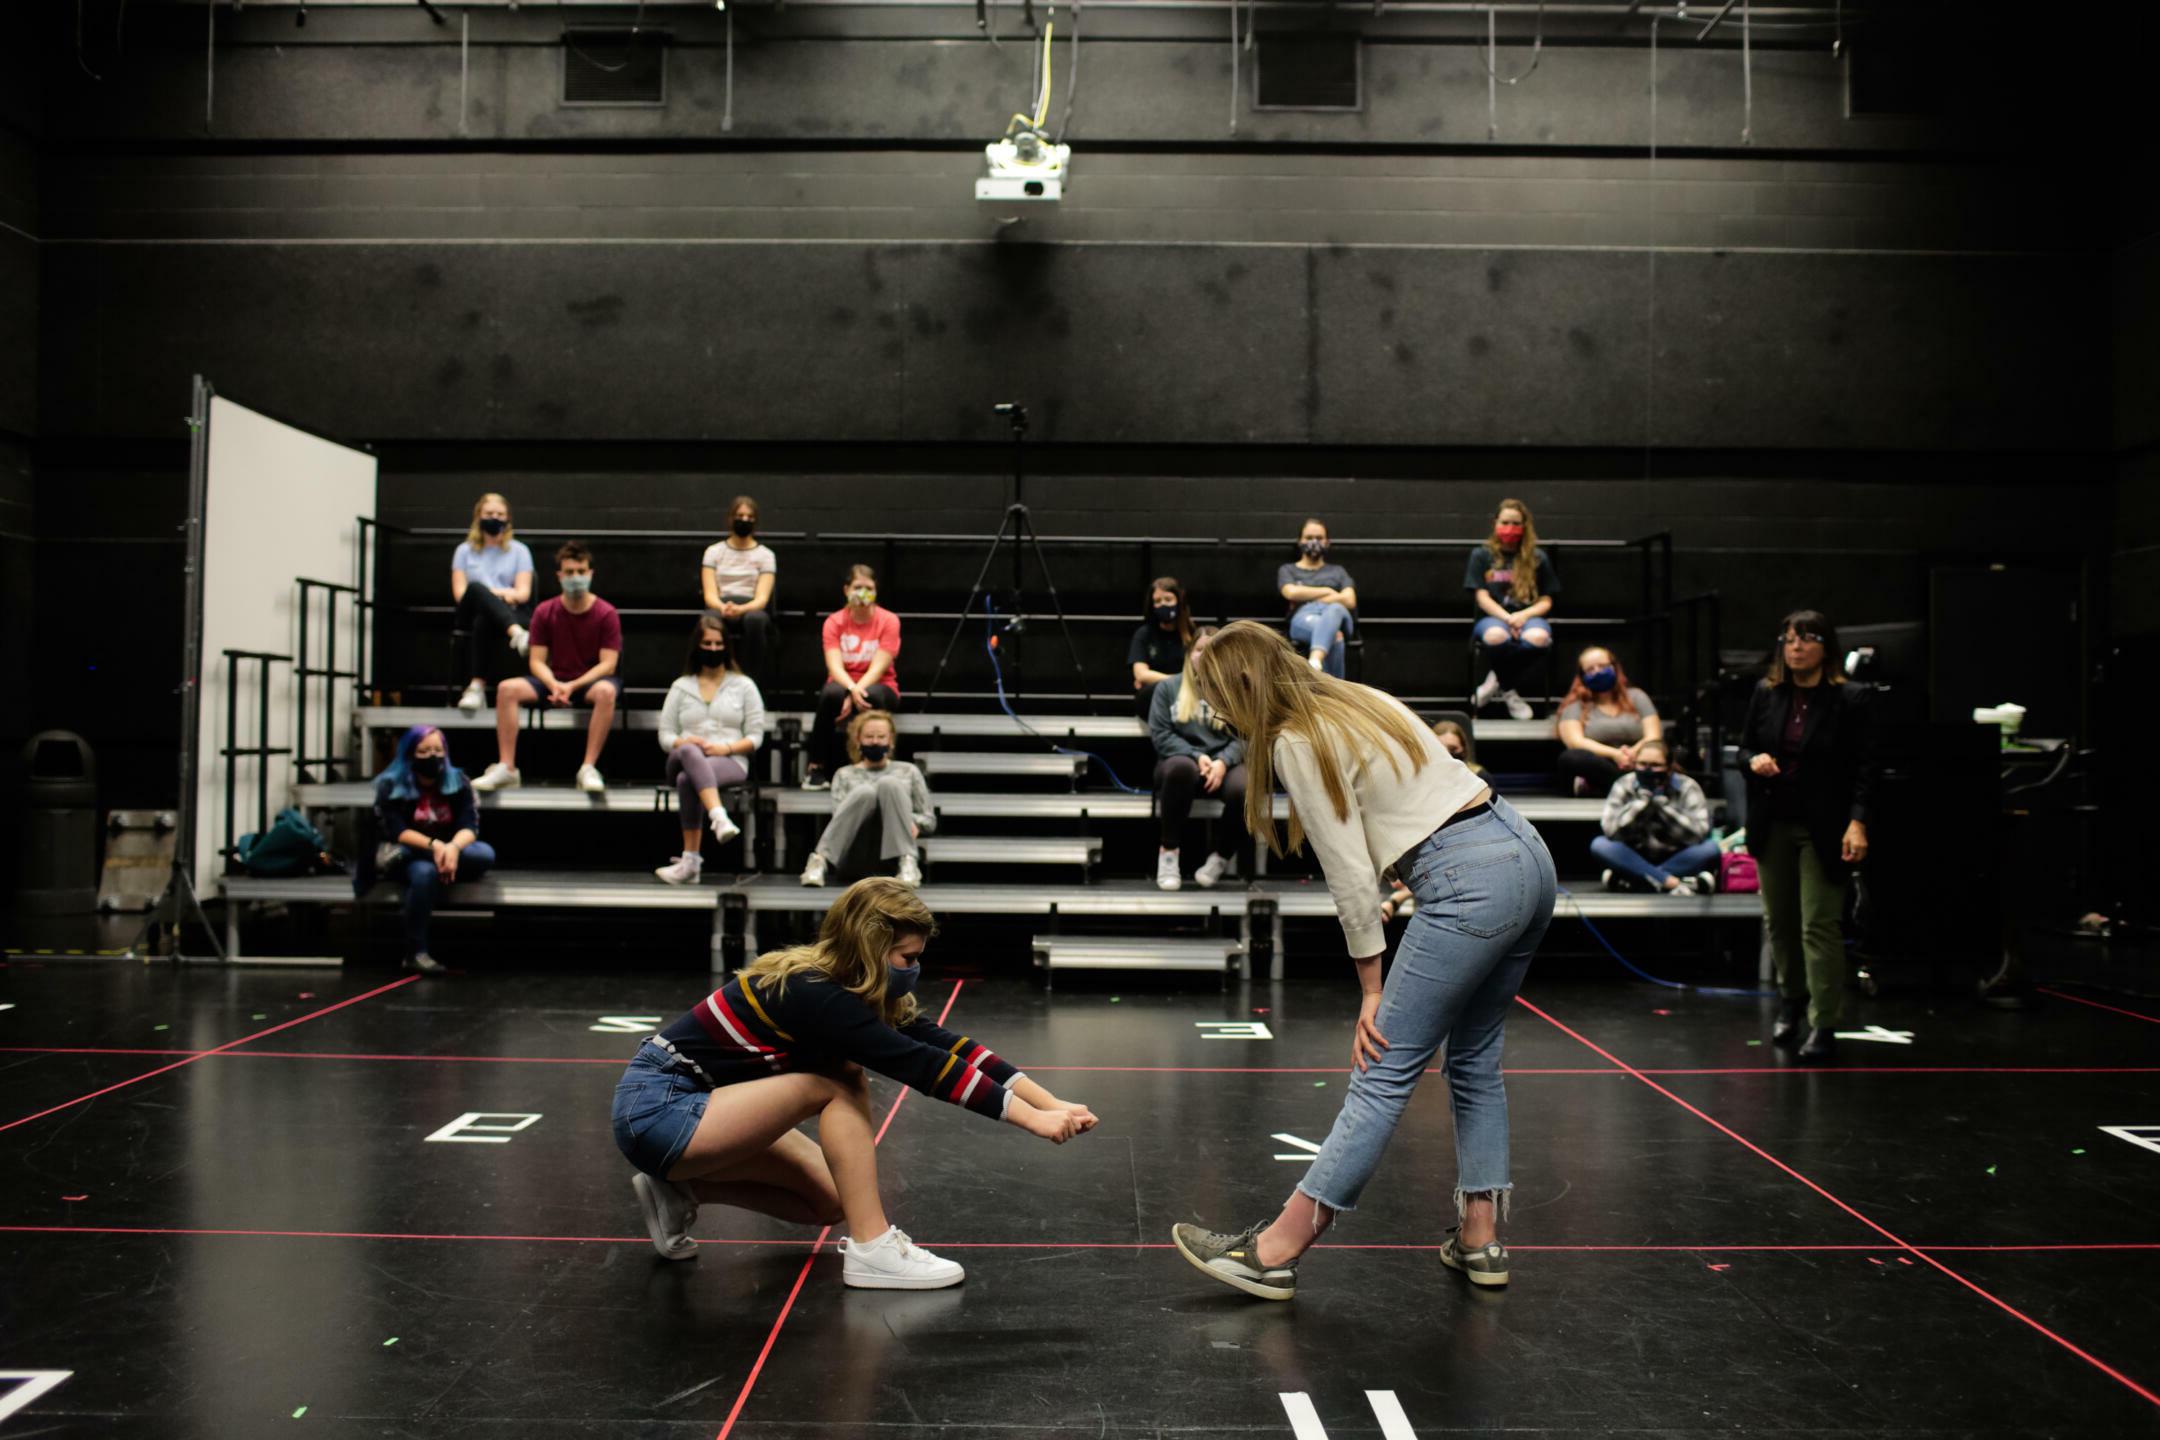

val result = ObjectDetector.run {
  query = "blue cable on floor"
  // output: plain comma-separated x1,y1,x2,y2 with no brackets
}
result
981,599,1148,796
1556,883,1773,997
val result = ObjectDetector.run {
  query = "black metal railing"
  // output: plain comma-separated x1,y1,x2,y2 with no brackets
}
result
295,578,364,783
222,648,291,868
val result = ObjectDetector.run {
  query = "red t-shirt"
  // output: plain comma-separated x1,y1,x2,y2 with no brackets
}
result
530,596,623,680
822,606,902,695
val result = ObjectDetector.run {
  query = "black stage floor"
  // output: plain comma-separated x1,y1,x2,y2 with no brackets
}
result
4,958,2159,1438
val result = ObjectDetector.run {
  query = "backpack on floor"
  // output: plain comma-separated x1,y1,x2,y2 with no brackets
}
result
233,807,333,878
1717,850,1759,894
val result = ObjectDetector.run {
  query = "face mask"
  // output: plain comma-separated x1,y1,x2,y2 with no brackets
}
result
731,518,755,538
1299,538,1327,558
1638,768,1669,790
1583,665,1617,693
859,743,890,764
1152,604,1179,626
850,588,876,607
479,517,507,537
560,573,593,596
887,960,922,1000
1494,524,1525,547
698,646,727,668
412,754,445,782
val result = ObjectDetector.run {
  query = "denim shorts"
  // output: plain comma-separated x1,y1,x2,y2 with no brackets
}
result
612,1040,711,1179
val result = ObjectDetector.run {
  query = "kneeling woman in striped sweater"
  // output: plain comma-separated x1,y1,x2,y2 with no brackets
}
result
612,877,1099,1289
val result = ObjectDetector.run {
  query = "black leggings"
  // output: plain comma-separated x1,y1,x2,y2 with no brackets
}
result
1155,755,1248,853
1556,746,1622,794
722,608,775,682
455,584,530,679
811,681,901,775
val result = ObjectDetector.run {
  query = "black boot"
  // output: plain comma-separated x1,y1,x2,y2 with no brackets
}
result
1771,998,1806,1046
1797,1026,1837,1061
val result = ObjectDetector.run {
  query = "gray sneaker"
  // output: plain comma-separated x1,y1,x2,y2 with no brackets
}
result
1171,1222,1297,1301
1439,1227,1509,1287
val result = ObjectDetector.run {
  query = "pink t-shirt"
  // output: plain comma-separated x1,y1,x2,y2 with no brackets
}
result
822,606,901,695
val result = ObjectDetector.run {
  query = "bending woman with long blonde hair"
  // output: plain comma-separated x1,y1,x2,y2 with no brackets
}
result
612,878,1098,1289
1172,622,1555,1300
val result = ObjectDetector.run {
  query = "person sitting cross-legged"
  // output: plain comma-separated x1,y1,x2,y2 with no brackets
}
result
1589,739,1720,895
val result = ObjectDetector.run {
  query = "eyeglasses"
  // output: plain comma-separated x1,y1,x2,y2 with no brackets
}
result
1777,632,1825,646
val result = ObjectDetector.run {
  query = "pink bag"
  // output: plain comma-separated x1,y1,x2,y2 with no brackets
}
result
1718,851,1759,894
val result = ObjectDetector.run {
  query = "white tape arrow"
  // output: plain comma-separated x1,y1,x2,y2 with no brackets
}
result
1832,1025,1914,1045
1271,1132,1322,1162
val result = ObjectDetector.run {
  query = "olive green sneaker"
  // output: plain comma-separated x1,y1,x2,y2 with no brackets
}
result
1171,1221,1298,1301
1439,1226,1509,1287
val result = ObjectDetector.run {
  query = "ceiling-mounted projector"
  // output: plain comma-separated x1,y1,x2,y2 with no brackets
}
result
977,132,1069,203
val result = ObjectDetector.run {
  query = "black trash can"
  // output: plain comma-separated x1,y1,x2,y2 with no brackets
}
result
17,731,99,914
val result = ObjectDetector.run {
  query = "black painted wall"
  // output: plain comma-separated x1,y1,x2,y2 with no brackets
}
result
17,3,2136,806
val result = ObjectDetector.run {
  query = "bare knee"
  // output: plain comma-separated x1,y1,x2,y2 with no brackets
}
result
1525,630,1552,648
1481,630,1508,647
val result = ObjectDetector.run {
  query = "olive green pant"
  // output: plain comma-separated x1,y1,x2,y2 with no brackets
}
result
1756,819,1848,1029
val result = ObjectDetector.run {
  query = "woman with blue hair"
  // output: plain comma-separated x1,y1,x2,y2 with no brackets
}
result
373,725,494,973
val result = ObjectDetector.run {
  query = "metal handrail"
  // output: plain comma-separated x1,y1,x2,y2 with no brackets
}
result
221,649,292,866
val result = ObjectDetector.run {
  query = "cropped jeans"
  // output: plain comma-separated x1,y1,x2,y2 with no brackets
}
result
1297,795,1557,1219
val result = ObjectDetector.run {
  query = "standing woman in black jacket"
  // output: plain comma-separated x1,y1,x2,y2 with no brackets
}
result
1742,611,1875,1060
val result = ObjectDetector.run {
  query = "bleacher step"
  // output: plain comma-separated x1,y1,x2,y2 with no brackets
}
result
918,751,1085,780
1031,935,1244,974
922,836,1101,868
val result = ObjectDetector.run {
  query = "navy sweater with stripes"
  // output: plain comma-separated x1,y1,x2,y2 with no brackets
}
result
654,974,1024,1120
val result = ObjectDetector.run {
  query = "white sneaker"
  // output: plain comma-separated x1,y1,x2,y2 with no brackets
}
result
655,853,702,885
456,680,485,713
1193,852,1232,889
1156,849,1182,891
841,1226,964,1290
1501,690,1534,721
1600,868,1619,891
507,624,530,657
630,1171,699,1261
576,764,606,793
1690,871,1717,896
709,806,741,845
1308,653,1324,671
1473,670,1502,709
471,762,520,792
897,853,922,887
800,852,827,887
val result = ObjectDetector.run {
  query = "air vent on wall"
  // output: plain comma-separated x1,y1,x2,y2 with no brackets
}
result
562,29,668,107
1253,34,1362,112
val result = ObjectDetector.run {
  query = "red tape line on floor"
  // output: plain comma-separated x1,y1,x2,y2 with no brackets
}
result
1514,993,2160,1411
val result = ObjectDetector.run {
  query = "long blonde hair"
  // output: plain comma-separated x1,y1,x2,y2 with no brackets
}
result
466,493,514,550
1172,626,1221,726
1484,497,1543,606
738,878,936,1026
1186,621,1429,857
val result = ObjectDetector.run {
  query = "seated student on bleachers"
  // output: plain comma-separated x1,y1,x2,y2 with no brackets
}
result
374,725,494,974
1466,498,1559,721
1149,627,1247,891
806,564,901,790
1590,739,1719,895
1129,577,1194,720
451,493,535,713
1279,518,1358,677
1554,646,1662,796
700,495,778,681
473,540,622,795
653,613,763,886
801,710,934,890
1430,718,1484,776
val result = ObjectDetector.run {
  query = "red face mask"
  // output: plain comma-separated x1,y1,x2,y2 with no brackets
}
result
1493,523,1525,547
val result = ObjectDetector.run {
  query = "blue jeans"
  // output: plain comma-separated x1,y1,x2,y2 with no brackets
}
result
400,840,496,957
1589,834,1723,889
1472,613,1553,689
1298,796,1557,1218
1289,602,1355,679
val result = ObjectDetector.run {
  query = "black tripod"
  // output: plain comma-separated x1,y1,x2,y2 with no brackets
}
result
924,403,1094,707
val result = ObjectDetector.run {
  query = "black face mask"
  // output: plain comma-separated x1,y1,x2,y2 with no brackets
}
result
1300,538,1327,559
698,646,727,668
859,744,891,764
479,517,507,537
1152,604,1179,626
731,518,755,538
412,754,446,782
